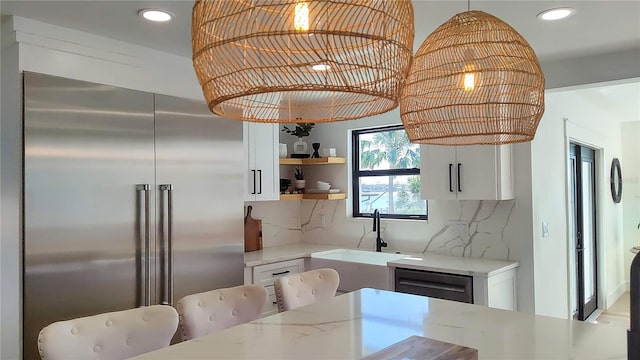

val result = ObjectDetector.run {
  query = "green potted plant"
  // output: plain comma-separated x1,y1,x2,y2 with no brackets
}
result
282,123,315,155
293,166,305,191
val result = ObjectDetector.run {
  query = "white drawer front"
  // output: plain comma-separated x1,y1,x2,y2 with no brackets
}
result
253,258,304,287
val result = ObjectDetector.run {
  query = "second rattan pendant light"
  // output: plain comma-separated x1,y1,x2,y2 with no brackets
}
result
192,0,414,123
400,10,545,145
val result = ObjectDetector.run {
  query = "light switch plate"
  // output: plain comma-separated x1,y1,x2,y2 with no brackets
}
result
542,221,550,238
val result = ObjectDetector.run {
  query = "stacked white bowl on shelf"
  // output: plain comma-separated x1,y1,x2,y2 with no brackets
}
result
316,181,331,190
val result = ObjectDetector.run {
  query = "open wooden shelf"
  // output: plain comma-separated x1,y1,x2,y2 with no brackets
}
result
279,157,345,165
280,193,347,200
279,194,303,200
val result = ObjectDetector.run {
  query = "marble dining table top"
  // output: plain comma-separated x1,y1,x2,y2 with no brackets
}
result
131,288,627,359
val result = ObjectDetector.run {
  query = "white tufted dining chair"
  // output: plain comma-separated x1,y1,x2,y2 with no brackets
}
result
274,268,340,312
176,284,268,341
37,305,178,360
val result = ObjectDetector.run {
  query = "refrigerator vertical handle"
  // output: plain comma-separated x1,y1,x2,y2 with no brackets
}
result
136,184,151,307
257,169,262,194
159,184,174,306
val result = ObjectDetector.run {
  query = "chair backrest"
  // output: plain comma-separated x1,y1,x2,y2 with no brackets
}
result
37,305,178,360
176,284,267,341
274,268,340,312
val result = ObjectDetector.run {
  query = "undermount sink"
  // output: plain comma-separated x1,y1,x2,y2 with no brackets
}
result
310,249,411,292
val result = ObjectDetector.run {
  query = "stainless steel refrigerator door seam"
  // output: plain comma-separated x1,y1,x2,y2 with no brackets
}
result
159,184,174,306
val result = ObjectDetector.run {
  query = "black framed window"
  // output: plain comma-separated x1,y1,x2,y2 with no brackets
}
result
352,125,427,220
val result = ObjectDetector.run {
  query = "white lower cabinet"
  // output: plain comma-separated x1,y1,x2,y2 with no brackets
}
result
244,258,305,317
473,268,518,310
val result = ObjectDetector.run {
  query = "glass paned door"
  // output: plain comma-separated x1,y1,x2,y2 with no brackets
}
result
569,143,598,320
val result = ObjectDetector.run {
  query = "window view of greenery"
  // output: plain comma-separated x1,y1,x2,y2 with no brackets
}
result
354,126,427,219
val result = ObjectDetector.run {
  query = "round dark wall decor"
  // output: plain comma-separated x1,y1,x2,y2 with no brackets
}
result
610,158,622,203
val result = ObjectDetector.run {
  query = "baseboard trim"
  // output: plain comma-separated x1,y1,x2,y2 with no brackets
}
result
606,282,627,309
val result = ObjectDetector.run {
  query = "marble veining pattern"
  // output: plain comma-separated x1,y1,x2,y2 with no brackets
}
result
131,289,626,360
246,198,519,262
301,199,517,261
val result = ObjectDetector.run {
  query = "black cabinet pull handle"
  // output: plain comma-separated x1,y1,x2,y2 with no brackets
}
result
449,164,453,192
272,270,290,276
258,169,262,194
272,301,277,305
457,163,462,192
251,170,256,195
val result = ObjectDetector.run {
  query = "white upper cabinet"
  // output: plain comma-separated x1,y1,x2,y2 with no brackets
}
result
244,122,280,201
420,145,514,200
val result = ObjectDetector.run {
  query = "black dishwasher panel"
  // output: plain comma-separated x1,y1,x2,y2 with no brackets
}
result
394,268,473,304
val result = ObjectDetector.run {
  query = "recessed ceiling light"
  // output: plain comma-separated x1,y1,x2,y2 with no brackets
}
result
311,64,331,71
537,7,575,21
138,9,174,22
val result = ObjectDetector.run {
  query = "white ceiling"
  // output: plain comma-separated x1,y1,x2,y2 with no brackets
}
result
1,0,639,64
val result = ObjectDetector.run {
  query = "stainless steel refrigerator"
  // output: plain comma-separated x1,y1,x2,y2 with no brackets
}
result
23,72,244,359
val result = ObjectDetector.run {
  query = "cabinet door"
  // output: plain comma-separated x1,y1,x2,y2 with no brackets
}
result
420,145,457,200
455,145,513,200
244,122,280,201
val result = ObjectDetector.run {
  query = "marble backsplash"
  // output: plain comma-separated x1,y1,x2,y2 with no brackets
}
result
248,199,520,261
300,199,518,261
245,201,302,246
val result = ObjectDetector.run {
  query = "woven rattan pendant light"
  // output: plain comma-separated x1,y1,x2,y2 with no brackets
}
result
400,10,545,145
192,0,414,123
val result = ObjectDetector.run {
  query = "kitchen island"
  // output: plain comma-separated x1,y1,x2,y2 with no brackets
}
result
131,288,626,359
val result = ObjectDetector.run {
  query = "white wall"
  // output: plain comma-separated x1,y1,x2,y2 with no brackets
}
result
530,81,639,318
530,97,571,319
542,49,640,90
622,122,640,288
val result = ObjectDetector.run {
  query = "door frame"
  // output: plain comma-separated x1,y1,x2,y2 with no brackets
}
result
564,118,606,319
569,143,598,319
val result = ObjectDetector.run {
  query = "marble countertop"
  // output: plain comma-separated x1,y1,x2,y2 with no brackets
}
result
244,243,342,267
131,288,626,359
388,253,519,277
246,244,518,276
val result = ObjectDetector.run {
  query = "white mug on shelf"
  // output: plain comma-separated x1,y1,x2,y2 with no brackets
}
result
279,143,287,158
321,148,337,157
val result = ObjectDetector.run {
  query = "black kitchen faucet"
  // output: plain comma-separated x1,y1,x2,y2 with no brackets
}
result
372,209,387,252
